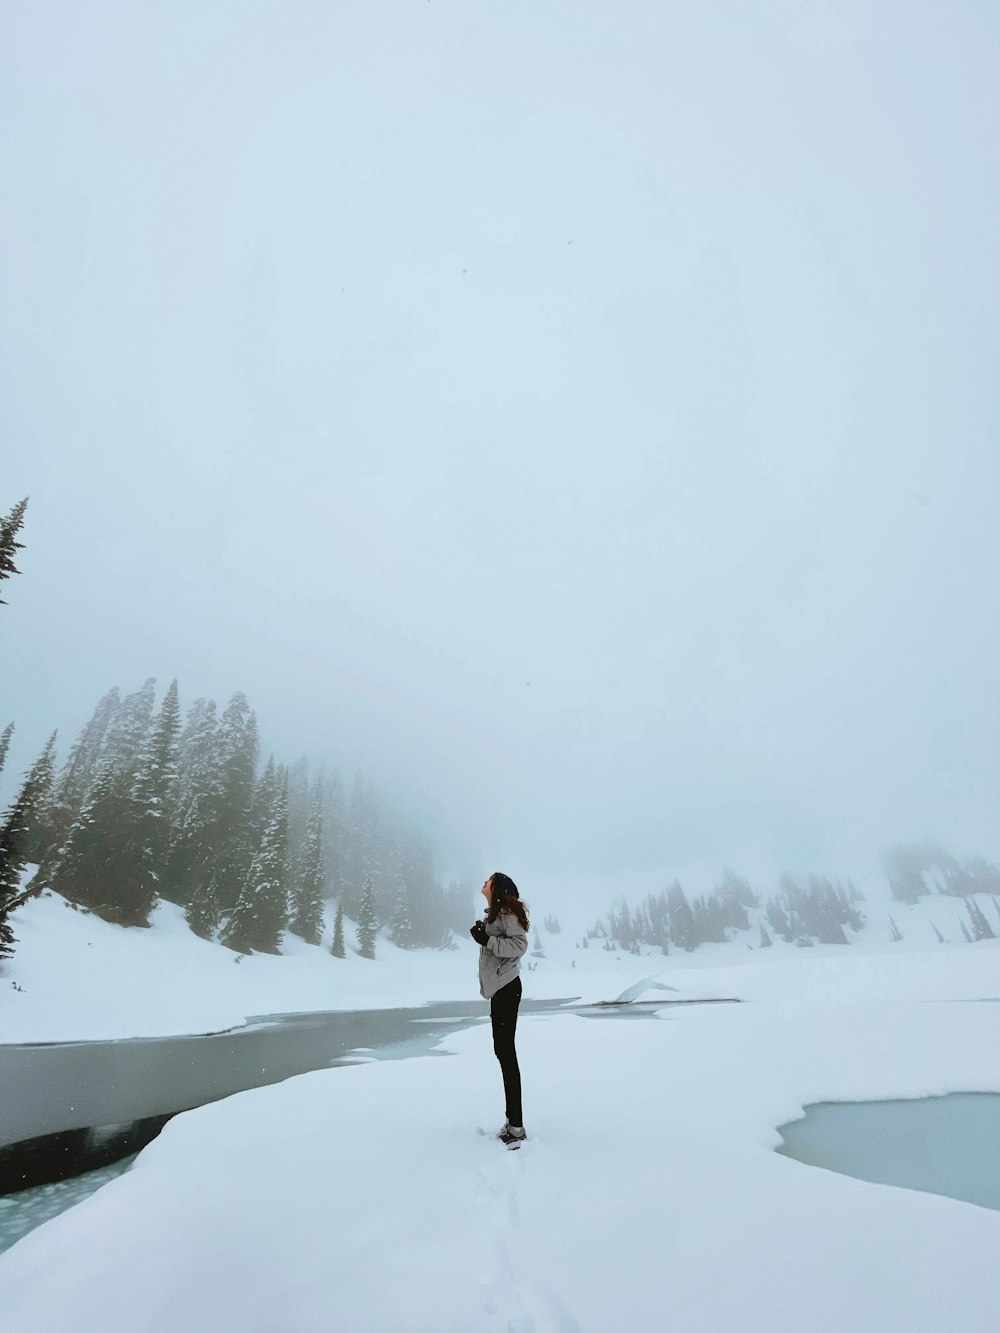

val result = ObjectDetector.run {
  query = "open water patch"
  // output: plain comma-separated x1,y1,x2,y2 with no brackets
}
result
0,1153,140,1257
777,1093,1000,1212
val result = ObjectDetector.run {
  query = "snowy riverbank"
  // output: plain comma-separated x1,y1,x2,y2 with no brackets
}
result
3,883,1000,1043
3,943,1000,1331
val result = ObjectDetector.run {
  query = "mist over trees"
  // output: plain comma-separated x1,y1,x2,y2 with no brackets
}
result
0,678,468,962
6,674,999,970
882,840,1000,902
586,846,1000,955
588,870,764,955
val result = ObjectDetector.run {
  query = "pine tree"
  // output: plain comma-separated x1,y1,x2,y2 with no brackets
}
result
249,756,278,851
116,681,182,924
289,780,326,945
212,694,258,916
0,497,28,603
223,773,289,954
884,840,956,902
171,697,216,815
765,895,792,942
607,897,636,950
691,892,730,946
715,867,758,910
186,863,224,941
39,687,121,875
389,863,412,948
0,732,59,957
164,698,223,911
103,678,157,797
59,739,160,928
18,732,58,866
667,881,695,952
759,922,773,948
154,698,264,939
0,903,13,962
838,883,865,932
965,896,995,942
331,899,346,958
54,679,160,922
50,761,127,915
0,722,13,781
356,874,377,959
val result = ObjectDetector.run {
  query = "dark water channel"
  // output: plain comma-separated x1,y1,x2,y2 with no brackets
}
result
777,1092,1000,1212
0,1001,521,1256
0,1000,572,1187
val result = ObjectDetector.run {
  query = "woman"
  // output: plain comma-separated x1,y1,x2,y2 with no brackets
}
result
470,871,530,1147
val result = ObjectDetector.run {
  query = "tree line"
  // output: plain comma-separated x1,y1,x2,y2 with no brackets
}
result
585,869,764,954
587,846,1000,955
0,679,468,963
586,868,866,952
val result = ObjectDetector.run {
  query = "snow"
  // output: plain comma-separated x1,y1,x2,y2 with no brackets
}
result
4,878,1000,1327
0,887,713,1044
2,874,999,1043
2,946,1000,1331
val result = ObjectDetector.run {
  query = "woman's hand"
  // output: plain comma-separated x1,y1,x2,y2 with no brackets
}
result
469,921,488,946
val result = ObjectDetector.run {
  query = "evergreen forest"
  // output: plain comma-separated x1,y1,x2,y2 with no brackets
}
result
585,850,1000,955
0,678,468,963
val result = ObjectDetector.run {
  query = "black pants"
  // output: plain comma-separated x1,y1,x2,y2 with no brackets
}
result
490,976,523,1126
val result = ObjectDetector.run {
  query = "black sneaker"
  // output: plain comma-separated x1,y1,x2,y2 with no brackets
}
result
498,1124,526,1149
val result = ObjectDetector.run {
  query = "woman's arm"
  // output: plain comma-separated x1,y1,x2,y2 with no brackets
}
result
485,919,528,960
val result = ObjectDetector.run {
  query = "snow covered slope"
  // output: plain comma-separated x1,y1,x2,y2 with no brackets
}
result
2,879,999,1042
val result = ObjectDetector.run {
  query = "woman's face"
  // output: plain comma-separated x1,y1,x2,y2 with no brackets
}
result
481,876,493,905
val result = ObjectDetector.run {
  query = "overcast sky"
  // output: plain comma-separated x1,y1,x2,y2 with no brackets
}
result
2,1,998,902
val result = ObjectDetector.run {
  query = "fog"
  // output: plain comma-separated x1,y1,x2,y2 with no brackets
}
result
2,1,998,905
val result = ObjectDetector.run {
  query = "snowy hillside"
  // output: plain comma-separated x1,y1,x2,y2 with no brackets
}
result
2,875,999,1043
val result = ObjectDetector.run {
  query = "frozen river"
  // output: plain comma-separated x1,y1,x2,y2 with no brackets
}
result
1,996,723,1254
1,997,582,1167
0,999,558,1254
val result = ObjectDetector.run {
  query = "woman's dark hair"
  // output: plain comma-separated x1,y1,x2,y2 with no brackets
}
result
486,871,530,932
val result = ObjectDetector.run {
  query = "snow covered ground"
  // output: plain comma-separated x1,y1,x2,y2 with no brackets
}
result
2,879,1000,1329
2,941,1000,1331
3,876,999,1043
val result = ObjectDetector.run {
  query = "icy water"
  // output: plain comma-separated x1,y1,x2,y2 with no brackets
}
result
777,1093,1000,1212
0,1006,503,1256
0,1153,141,1257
